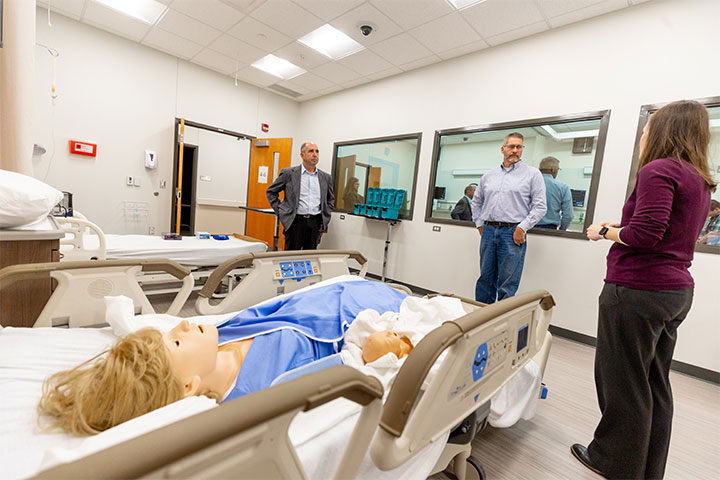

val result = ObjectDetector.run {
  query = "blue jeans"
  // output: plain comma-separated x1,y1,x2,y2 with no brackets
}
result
475,224,527,304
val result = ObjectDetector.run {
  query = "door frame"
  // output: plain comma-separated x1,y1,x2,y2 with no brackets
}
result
170,118,255,234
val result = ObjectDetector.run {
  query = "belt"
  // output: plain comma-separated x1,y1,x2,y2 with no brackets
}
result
299,214,321,219
484,221,516,227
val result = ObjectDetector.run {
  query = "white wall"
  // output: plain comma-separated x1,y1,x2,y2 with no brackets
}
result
32,10,299,235
300,0,720,372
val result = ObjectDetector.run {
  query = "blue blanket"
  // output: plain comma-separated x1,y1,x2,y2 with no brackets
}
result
219,281,406,401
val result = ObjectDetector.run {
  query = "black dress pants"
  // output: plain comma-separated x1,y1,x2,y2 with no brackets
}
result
588,283,693,479
284,214,321,250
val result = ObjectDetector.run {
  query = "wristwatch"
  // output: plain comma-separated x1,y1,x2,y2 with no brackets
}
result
598,226,609,238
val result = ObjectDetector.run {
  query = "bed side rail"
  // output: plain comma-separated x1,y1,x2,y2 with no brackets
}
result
33,365,383,480
55,216,107,261
371,290,555,470
0,260,193,328
196,250,368,315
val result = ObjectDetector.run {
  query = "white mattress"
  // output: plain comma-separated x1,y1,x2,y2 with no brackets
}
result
82,234,267,266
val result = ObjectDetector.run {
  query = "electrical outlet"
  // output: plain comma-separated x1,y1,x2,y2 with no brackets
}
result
126,176,134,186
148,226,155,235
432,225,441,232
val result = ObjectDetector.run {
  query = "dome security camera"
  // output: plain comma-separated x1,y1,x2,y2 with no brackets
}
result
360,24,373,36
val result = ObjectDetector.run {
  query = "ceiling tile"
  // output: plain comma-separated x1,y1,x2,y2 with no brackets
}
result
629,0,652,4
220,0,268,14
191,49,241,76
273,42,333,70
226,16,293,52
547,0,629,28
398,54,441,72
296,92,322,102
318,85,344,95
39,0,85,21
461,0,546,39
289,72,336,91
330,3,403,46
208,34,266,64
157,9,223,46
337,49,394,75
366,66,403,81
249,0,324,39
370,33,433,66
436,39,490,60
275,79,312,95
410,12,482,53
342,77,373,89
142,28,204,60
485,20,550,47
537,0,609,18
294,0,365,22
235,65,281,87
170,0,245,31
311,62,362,84
371,0,454,30
83,2,152,42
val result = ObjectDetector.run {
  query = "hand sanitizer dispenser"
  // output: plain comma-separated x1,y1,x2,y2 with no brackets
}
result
145,150,157,169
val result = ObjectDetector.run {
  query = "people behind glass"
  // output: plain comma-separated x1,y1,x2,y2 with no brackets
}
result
451,183,476,221
697,199,720,244
342,176,364,209
535,156,574,230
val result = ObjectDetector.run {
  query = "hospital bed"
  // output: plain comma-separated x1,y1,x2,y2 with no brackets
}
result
0,251,553,479
55,214,268,295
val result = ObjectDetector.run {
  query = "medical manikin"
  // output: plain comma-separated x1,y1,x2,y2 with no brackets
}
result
38,281,413,436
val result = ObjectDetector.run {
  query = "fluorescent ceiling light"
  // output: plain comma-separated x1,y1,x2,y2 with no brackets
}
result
251,55,306,80
298,24,364,60
93,0,168,25
709,119,720,128
541,125,599,140
447,0,489,10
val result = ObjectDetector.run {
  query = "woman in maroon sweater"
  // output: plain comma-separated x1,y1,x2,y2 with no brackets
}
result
572,100,716,479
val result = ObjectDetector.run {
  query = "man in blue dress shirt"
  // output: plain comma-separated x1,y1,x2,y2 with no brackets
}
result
471,133,546,304
535,156,574,230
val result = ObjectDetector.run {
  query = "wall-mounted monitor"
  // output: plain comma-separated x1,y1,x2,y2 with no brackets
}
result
571,189,586,207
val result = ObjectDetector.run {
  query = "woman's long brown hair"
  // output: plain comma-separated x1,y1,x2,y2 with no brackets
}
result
638,100,717,192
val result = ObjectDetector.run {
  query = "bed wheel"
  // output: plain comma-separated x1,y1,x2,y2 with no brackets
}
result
465,456,485,480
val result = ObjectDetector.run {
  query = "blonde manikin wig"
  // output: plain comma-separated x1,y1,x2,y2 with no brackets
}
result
38,328,185,436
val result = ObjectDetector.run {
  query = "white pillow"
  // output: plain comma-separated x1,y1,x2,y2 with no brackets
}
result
0,169,63,228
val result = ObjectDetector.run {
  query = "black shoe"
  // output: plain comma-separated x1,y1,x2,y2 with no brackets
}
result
571,444,606,477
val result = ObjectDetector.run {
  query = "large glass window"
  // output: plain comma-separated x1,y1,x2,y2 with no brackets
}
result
628,97,720,254
427,111,610,238
332,133,421,220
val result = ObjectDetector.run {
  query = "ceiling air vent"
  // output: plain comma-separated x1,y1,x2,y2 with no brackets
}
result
267,84,302,98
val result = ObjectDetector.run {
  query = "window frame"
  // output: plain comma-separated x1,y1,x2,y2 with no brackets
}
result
626,96,720,255
331,132,423,220
425,110,611,240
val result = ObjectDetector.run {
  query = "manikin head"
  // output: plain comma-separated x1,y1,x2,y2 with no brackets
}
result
362,330,413,364
162,320,220,398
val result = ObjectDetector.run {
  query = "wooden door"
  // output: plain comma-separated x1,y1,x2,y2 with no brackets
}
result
368,167,382,188
246,138,293,249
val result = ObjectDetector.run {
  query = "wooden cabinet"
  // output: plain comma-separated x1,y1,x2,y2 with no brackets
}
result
0,218,62,327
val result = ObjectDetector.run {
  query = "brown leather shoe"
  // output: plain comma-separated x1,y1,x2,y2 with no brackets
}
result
571,444,606,477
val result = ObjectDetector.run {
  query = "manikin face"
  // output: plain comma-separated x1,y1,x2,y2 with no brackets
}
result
300,143,319,171
362,330,413,364
501,137,524,168
163,320,218,394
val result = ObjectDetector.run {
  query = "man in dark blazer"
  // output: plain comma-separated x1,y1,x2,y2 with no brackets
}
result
266,141,334,250
450,183,477,221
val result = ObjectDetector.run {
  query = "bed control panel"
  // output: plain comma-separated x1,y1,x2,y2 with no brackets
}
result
273,260,320,282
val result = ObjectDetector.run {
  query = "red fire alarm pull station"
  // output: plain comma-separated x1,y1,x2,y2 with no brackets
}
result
261,123,269,133
69,140,97,157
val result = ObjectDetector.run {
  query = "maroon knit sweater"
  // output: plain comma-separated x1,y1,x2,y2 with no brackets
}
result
606,157,711,290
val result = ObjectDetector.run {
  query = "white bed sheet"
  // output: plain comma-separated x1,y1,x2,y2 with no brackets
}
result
78,233,267,266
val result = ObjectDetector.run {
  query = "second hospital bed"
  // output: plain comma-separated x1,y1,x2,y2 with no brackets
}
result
0,250,553,479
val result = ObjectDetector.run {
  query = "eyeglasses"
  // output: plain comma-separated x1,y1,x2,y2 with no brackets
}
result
504,144,525,150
